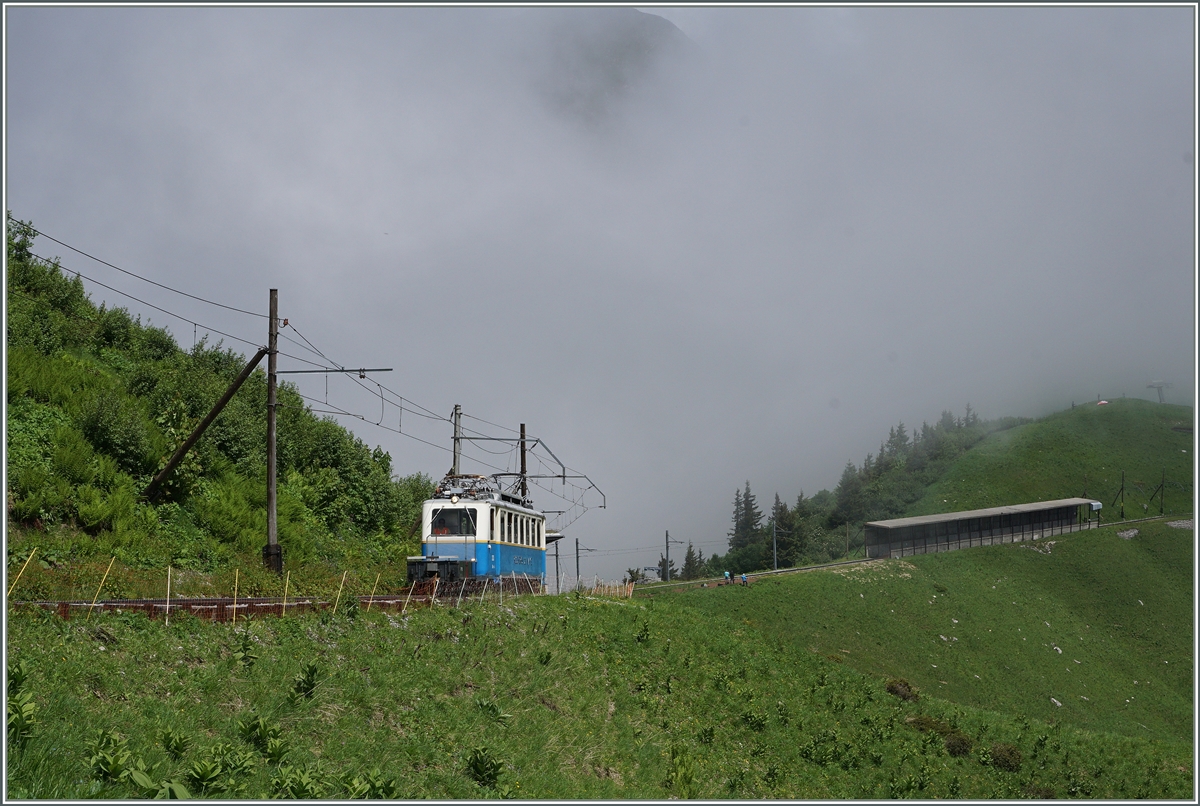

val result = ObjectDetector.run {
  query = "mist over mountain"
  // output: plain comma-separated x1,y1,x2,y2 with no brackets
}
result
517,7,699,125
5,6,1194,580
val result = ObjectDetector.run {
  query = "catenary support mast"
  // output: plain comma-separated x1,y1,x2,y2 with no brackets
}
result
264,289,282,573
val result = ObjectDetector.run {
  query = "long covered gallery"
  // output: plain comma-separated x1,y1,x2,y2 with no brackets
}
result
864,498,1102,559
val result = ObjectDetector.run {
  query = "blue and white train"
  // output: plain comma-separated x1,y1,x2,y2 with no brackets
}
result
406,474,548,585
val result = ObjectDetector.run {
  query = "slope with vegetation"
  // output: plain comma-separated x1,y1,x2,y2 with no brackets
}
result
6,518,1192,799
674,400,1192,579
678,518,1193,746
5,215,433,601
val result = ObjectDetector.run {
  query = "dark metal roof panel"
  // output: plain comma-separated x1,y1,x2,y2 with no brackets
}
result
865,498,1100,530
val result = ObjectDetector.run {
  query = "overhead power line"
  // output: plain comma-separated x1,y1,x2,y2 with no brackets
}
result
15,228,602,526
28,251,263,351
14,218,268,318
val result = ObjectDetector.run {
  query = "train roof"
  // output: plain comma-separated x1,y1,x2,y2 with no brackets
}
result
431,474,536,510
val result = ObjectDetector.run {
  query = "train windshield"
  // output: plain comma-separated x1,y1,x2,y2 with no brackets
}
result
429,507,477,536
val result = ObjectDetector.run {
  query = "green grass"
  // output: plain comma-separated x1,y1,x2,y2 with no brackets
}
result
677,518,1193,746
7,544,1194,799
906,398,1193,516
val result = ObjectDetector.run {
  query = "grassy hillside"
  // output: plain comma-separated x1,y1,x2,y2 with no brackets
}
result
706,398,1192,576
677,518,1193,746
6,215,433,601
905,398,1193,517
7,568,1192,800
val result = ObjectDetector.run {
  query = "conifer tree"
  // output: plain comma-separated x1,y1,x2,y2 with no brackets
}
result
681,542,704,581
739,480,762,547
727,488,744,548
657,553,678,582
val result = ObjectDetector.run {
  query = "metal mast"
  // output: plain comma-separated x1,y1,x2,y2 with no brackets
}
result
452,404,462,475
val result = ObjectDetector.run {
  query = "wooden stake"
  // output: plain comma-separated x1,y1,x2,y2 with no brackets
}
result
7,547,37,598
333,570,348,615
232,568,239,626
165,565,172,627
87,556,116,621
367,572,380,612
282,570,290,614
479,576,488,604
402,579,414,615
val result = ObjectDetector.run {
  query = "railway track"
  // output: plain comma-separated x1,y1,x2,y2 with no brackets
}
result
11,576,546,623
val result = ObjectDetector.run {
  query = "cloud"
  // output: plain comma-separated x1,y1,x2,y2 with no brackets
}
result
5,6,1194,578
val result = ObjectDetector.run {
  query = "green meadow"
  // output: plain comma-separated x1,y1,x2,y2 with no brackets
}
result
6,516,1193,799
906,398,1193,516
678,518,1193,745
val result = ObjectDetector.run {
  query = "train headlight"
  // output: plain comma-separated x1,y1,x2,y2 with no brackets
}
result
451,495,459,504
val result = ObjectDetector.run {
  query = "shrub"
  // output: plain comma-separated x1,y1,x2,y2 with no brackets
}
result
475,697,512,727
6,661,37,750
272,762,327,799
740,710,767,732
465,746,503,788
237,715,279,754
906,714,950,734
340,769,399,799
666,744,698,798
159,728,192,761
289,662,320,703
990,742,1023,772
944,731,973,757
886,678,919,702
78,391,156,476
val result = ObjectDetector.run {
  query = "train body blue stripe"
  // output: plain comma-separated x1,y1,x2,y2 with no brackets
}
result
420,540,545,580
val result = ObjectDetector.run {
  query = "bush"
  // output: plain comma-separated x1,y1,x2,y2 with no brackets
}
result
944,731,973,757
906,714,950,734
886,678,919,702
78,392,156,476
990,742,1022,772
465,746,503,788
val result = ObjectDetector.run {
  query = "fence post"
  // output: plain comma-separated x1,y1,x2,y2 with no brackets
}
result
87,557,117,621
7,547,37,599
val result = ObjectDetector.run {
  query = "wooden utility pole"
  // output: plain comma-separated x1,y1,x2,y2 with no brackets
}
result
263,289,282,573
575,538,580,589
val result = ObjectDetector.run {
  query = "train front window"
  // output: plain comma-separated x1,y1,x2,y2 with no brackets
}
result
429,508,477,536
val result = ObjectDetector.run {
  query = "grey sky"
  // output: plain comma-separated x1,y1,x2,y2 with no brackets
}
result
5,6,1195,580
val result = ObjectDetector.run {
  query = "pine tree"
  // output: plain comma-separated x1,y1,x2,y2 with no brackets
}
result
681,543,703,581
832,461,864,526
657,553,678,582
727,488,744,548
770,493,788,528
737,480,762,548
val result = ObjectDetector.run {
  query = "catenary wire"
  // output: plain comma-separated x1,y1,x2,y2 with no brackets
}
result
16,219,268,318
186,310,600,514
286,321,450,423
287,387,595,514
29,251,264,351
